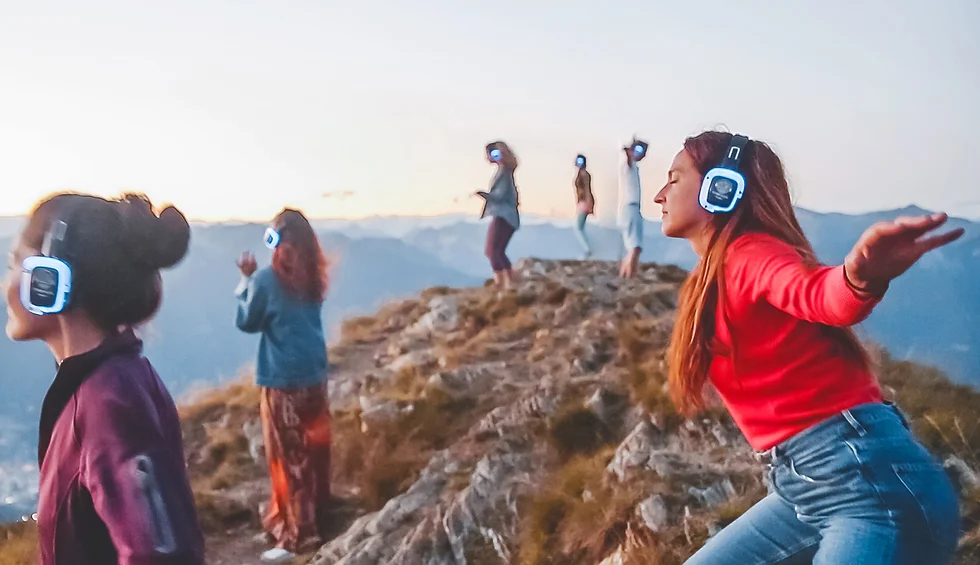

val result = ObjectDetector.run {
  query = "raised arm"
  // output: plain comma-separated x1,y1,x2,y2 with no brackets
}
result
726,234,881,327
235,269,271,333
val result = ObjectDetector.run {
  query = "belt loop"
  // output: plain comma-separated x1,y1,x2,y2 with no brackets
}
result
842,409,867,437
885,401,911,430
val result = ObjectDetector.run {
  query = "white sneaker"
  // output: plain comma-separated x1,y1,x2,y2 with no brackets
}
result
261,548,296,563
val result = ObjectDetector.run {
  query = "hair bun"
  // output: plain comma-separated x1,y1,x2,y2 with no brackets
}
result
118,193,191,270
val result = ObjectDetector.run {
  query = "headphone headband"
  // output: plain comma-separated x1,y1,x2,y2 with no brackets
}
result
41,220,68,257
22,207,77,316
719,134,750,171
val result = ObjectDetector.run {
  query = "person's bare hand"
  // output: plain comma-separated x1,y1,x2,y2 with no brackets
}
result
236,251,258,277
844,212,964,293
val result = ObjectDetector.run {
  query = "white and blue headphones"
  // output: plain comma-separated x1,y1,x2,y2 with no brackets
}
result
20,219,73,315
699,134,750,214
263,227,281,249
632,140,648,159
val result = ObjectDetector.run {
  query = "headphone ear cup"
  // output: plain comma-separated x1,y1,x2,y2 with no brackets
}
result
20,256,72,315
699,169,746,214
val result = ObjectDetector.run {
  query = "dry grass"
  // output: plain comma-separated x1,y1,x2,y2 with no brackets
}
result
617,319,680,422
447,290,545,363
957,487,980,563
547,402,620,461
178,376,262,422
339,315,387,345
518,449,663,565
0,523,37,565
331,368,482,511
338,298,423,346
877,351,980,465
419,286,455,300
179,377,266,533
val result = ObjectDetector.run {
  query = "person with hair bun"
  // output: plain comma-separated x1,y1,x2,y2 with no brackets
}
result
2,192,204,565
234,208,331,563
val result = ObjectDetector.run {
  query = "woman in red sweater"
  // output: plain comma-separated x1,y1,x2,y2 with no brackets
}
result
655,131,964,564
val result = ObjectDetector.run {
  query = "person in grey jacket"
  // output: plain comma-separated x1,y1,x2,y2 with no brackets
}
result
476,141,521,290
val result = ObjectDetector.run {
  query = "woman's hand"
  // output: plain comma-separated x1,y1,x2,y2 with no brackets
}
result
623,146,634,166
844,212,964,294
236,251,257,277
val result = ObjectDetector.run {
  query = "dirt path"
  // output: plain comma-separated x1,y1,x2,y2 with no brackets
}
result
205,487,362,565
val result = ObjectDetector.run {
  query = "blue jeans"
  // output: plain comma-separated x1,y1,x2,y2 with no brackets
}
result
574,211,592,256
686,402,960,564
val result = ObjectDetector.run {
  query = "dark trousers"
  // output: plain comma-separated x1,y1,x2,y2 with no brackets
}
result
485,217,515,272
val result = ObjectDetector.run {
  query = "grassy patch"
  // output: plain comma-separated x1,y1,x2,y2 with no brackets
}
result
0,522,37,565
332,375,482,511
877,351,980,465
518,449,653,565
617,320,679,422
340,315,386,345
547,399,621,461
179,377,266,533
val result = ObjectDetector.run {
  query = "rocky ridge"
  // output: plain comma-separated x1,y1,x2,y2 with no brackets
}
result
300,259,980,564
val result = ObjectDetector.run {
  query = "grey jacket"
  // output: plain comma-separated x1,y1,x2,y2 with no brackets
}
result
478,167,520,229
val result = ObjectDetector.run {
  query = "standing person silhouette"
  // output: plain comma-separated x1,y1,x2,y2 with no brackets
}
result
477,141,521,290
235,208,332,563
654,131,963,564
618,138,648,277
573,154,595,259
2,192,204,565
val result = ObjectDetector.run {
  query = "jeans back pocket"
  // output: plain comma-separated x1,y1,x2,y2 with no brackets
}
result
891,461,960,550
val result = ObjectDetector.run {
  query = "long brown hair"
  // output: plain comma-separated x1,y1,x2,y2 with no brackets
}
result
667,131,869,415
270,208,329,303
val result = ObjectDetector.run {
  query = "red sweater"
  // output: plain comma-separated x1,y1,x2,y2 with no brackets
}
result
709,232,884,450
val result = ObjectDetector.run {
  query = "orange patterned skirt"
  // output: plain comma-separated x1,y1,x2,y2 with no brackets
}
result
259,382,332,552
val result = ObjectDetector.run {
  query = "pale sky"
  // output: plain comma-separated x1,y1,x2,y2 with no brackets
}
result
1,1,978,222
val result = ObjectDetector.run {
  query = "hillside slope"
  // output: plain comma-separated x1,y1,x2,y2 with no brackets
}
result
307,258,980,564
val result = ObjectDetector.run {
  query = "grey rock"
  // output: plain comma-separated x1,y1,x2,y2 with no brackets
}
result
688,478,736,509
425,362,506,401
358,395,406,432
387,349,433,373
944,455,980,495
706,519,723,538
607,421,661,482
241,418,264,464
405,295,459,337
637,494,669,533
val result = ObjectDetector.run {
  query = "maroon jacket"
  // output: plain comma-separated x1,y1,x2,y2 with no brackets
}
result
36,330,204,565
